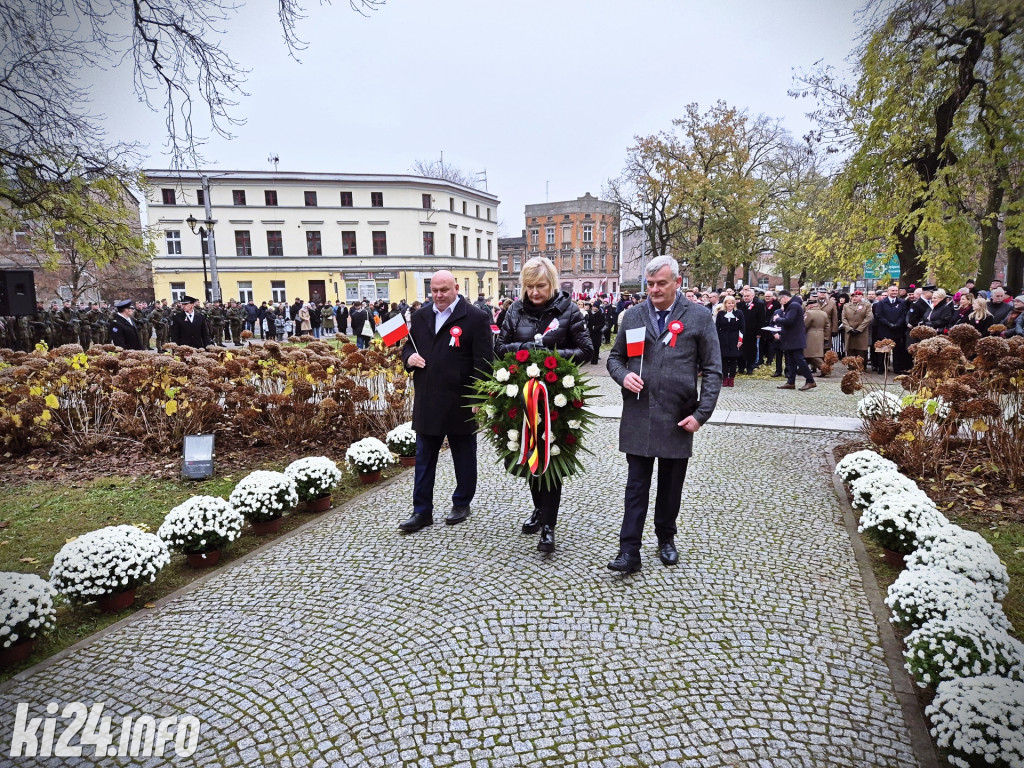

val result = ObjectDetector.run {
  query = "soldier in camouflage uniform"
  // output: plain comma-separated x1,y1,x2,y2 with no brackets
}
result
134,301,151,349
227,301,244,345
208,301,226,346
15,315,33,352
151,305,168,351
78,305,92,350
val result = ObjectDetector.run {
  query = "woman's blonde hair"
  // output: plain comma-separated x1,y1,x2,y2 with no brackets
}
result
520,256,559,294
932,288,947,302
971,297,992,321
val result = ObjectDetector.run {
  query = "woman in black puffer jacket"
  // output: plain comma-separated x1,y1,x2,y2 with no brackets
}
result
495,256,592,555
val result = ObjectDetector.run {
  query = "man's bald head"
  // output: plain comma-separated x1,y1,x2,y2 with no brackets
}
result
431,271,459,311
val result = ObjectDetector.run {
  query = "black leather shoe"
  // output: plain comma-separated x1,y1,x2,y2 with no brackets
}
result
398,513,432,533
771,373,784,378
659,540,679,566
607,552,642,573
445,505,471,525
537,525,555,552
521,508,542,534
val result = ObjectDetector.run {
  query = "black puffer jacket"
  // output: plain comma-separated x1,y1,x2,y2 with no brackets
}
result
496,290,592,365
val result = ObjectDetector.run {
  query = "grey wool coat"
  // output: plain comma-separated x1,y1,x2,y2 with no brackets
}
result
607,294,723,459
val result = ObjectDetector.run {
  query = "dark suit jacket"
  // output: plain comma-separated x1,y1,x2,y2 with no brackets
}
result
873,298,907,341
109,313,143,350
169,311,212,348
775,297,807,351
736,299,766,348
401,296,494,436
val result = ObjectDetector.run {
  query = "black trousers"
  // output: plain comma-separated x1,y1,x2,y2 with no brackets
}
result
722,357,739,378
529,477,562,528
620,454,689,557
590,331,602,363
413,433,477,517
784,349,814,384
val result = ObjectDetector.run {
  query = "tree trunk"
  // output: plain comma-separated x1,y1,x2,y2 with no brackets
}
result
1007,245,1023,296
895,212,925,288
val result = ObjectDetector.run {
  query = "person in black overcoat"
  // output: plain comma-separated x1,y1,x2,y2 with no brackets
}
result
169,296,213,348
495,257,592,553
585,303,605,364
715,296,745,387
773,291,815,390
109,300,143,350
398,271,495,533
736,287,765,374
872,285,909,373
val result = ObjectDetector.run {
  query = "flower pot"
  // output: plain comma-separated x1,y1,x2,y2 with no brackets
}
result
186,550,222,568
250,517,283,535
358,471,382,485
882,547,906,569
399,456,416,467
0,638,37,667
97,588,137,613
304,495,333,513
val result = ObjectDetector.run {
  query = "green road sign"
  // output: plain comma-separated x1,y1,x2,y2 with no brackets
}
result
864,255,900,280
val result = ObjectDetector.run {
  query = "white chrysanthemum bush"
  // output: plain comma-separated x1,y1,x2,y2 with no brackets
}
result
385,422,417,458
834,449,900,484
926,676,1024,768
1,573,57,648
849,469,921,511
50,525,170,601
158,496,244,555
230,470,299,521
345,437,393,475
284,458,342,502
907,524,1010,602
858,492,948,554
856,390,903,419
904,614,1024,689
885,565,1010,632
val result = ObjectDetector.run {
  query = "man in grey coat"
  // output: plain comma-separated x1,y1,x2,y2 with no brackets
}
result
606,255,723,572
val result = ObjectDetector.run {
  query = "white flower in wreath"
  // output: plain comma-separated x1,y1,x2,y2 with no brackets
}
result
567,419,581,429
506,440,519,452
507,429,519,441
526,364,541,378
550,445,561,456
484,405,496,419
494,368,510,382
562,375,575,388
553,394,567,408
506,384,519,397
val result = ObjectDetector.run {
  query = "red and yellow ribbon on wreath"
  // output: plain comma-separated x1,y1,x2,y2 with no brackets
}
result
516,378,552,475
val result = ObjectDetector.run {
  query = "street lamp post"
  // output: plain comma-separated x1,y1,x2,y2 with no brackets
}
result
184,175,221,302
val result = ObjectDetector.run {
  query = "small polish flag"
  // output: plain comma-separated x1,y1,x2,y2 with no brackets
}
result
377,313,409,346
625,326,646,357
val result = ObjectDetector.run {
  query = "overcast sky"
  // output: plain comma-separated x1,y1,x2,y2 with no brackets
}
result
89,0,864,234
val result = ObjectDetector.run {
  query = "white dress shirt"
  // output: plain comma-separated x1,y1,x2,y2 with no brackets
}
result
433,295,460,334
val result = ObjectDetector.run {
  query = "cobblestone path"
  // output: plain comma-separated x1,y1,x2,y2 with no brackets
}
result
0,375,919,768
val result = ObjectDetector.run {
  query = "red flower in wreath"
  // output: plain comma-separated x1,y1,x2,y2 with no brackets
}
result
509,364,519,374
508,407,519,420
515,349,530,362
572,399,584,408
544,371,558,383
544,356,558,369
551,411,559,421
492,425,501,434
565,433,577,445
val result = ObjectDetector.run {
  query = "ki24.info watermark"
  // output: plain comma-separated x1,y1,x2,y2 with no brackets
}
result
9,702,201,758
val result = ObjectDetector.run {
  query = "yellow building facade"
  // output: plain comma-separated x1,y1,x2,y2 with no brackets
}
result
145,170,500,305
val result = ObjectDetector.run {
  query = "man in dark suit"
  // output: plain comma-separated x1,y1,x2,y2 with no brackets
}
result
606,255,722,572
109,299,143,350
169,296,213,348
872,284,909,373
736,286,766,374
398,271,495,533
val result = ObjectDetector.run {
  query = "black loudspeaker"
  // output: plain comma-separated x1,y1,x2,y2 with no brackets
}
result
0,270,37,316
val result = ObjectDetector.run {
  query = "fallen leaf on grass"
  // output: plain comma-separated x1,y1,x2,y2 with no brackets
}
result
65,537,78,544
18,557,39,564
0,541,9,547
1014,548,1024,555
0,521,9,529
143,602,156,609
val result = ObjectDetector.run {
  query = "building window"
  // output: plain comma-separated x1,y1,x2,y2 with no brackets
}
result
237,281,253,303
304,191,317,207
462,201,467,215
600,224,607,242
487,240,492,259
235,230,252,257
196,189,204,205
583,253,593,271
562,225,571,244
450,233,457,256
486,207,491,220
501,260,508,273
371,192,384,207
423,232,434,255
475,205,480,218
161,188,176,205
546,226,555,245
682,275,690,288
463,235,468,258
271,280,286,303
476,238,481,259
449,197,455,211
340,191,353,207
267,231,283,256
422,194,431,209
529,229,539,246
342,231,357,255
265,190,278,206
513,255,521,271
232,190,246,206
170,283,186,302
165,230,181,255
306,231,322,256
583,224,593,243
372,231,387,255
